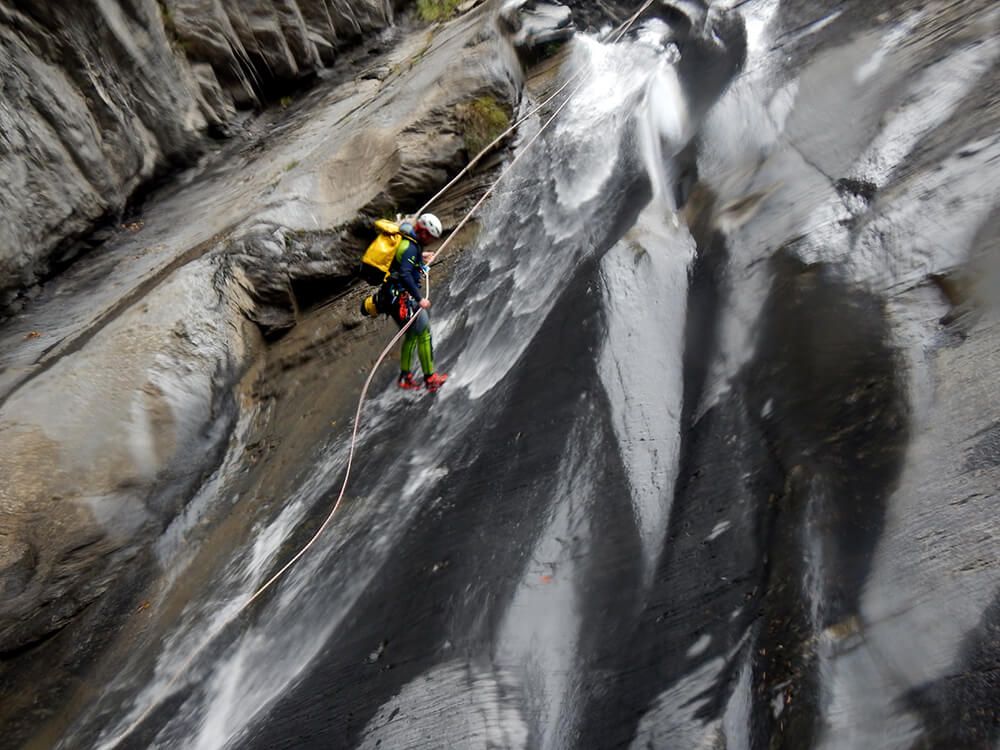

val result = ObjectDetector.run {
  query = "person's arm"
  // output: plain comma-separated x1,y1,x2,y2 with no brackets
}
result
397,242,424,301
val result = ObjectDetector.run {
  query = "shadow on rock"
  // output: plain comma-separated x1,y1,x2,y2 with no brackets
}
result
739,250,910,747
904,589,1000,750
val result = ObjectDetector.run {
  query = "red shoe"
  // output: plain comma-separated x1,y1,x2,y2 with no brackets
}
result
424,372,448,392
398,372,422,390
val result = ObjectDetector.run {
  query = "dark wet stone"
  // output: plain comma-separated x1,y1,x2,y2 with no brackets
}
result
499,0,575,61
0,539,36,601
836,176,878,203
745,252,909,629
965,422,1000,471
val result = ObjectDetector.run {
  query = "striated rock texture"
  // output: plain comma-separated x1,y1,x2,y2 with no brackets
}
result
0,257,254,656
0,0,520,663
0,0,393,314
162,0,394,102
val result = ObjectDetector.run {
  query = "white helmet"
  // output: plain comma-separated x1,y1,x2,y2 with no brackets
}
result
416,213,442,239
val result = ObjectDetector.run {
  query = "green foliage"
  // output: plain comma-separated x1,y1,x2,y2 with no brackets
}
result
458,96,511,158
543,39,567,57
157,0,174,33
157,1,190,54
416,0,463,23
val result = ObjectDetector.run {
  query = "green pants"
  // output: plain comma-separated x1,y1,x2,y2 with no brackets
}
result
400,311,435,376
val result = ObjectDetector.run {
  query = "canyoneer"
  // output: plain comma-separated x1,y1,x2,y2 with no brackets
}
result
360,213,449,392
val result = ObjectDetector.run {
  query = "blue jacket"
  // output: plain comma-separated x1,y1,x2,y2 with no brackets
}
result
389,236,425,301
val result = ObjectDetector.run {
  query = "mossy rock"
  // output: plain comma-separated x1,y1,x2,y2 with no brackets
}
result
416,0,464,23
456,95,512,158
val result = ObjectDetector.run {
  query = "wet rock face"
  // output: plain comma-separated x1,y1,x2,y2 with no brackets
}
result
0,0,206,312
499,0,574,60
2,0,997,747
562,0,632,31
0,257,249,655
631,1,1000,746
163,0,393,100
0,0,520,668
0,0,394,315
740,257,909,746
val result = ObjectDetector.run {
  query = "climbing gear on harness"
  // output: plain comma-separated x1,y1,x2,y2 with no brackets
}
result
397,291,413,323
361,295,379,317
360,218,404,285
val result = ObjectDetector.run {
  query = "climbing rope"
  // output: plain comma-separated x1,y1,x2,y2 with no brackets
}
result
416,0,657,220
106,2,655,745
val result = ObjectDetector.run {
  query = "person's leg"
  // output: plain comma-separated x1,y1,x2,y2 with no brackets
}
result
416,329,434,376
408,310,434,376
386,289,419,388
401,332,418,375
410,310,447,390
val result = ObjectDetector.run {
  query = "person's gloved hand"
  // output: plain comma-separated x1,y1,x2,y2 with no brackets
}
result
419,298,431,310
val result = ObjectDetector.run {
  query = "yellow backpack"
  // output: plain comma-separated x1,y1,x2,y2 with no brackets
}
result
360,219,403,285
